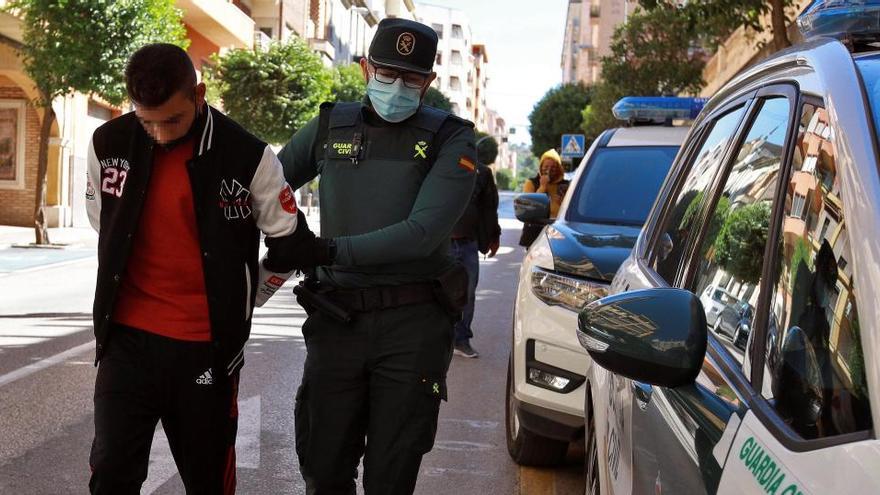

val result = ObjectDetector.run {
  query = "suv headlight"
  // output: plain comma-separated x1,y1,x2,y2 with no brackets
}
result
530,268,608,312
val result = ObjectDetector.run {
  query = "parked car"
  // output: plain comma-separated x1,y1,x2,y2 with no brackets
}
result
699,284,738,327
715,300,753,350
576,3,880,493
506,100,694,466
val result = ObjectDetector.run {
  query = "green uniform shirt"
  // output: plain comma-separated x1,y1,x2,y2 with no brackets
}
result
277,102,476,287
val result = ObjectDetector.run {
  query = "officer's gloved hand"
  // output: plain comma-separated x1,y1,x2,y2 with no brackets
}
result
264,210,336,273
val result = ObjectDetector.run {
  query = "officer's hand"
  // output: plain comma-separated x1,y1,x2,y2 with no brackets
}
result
488,238,500,258
264,211,335,272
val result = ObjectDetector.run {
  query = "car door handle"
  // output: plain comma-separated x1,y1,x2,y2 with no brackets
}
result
632,381,653,411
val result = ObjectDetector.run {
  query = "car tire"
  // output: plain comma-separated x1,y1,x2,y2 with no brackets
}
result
713,318,722,336
505,354,569,466
584,395,600,495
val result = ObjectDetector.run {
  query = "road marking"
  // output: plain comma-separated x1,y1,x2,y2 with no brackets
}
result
236,396,261,468
422,466,492,477
432,440,495,452
143,395,262,494
439,418,499,429
0,340,95,388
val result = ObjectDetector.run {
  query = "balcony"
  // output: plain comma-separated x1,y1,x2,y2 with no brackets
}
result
178,0,255,48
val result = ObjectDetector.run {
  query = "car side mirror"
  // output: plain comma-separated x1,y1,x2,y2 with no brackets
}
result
576,288,707,388
514,193,552,224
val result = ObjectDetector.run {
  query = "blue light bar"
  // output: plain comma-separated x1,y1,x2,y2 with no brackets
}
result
798,0,880,41
612,97,707,123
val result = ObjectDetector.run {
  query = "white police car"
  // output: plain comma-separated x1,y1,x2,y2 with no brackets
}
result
505,98,697,465
577,2,880,493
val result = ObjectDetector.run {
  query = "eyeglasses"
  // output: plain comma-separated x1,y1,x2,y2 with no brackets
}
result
370,66,428,89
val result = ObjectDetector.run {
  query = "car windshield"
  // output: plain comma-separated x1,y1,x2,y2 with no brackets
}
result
855,54,880,140
567,145,679,226
712,289,736,304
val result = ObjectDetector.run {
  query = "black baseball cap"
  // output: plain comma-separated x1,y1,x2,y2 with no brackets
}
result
368,18,438,75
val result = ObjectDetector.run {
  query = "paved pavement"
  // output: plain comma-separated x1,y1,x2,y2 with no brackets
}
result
0,195,585,494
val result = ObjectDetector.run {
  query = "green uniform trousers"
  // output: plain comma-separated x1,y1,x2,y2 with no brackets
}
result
295,301,454,494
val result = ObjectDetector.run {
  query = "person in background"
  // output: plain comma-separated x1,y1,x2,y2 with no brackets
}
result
519,149,568,247
450,163,501,358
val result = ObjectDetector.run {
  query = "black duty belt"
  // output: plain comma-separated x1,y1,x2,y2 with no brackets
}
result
325,282,439,312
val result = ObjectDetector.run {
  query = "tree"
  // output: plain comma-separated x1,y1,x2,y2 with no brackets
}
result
643,0,793,52
714,202,771,285
529,82,592,157
423,86,453,112
331,63,365,103
495,168,514,191
582,5,706,141
7,0,187,244
206,38,332,145
475,131,499,165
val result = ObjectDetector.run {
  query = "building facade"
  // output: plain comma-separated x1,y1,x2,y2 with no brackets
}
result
417,3,477,122
250,0,416,66
561,0,627,85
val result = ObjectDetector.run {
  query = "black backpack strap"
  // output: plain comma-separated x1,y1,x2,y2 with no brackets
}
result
311,102,334,162
329,101,362,128
409,105,449,134
312,101,364,161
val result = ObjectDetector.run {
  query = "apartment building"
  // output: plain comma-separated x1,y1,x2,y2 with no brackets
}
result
561,0,627,85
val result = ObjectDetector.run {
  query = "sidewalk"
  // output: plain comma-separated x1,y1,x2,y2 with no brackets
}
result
0,226,98,275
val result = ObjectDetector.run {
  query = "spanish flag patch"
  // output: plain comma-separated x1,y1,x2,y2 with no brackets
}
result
458,156,476,172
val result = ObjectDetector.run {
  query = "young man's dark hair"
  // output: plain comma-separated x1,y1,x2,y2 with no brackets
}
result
125,43,197,107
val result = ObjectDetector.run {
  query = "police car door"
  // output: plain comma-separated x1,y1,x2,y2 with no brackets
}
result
716,86,880,493
626,87,798,494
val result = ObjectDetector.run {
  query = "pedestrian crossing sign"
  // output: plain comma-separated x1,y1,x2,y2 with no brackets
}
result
561,134,585,158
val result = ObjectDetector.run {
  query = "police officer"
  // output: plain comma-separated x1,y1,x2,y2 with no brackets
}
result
274,18,477,495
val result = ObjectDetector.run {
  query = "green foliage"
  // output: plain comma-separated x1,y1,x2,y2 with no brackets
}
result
206,39,332,145
476,131,499,165
789,236,814,289
331,63,365,103
9,0,188,105
529,82,592,157
423,86,453,112
495,168,514,191
641,0,793,51
714,202,771,285
581,6,707,141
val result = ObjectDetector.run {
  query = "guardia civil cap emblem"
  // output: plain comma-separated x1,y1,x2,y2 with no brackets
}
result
397,32,415,56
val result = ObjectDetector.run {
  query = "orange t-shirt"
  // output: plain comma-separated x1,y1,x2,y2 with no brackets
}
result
113,137,211,341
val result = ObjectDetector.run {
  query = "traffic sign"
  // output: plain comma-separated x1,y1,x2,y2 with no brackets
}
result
561,134,585,158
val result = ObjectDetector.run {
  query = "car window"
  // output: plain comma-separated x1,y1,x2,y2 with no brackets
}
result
652,106,746,283
761,100,872,440
691,97,791,367
567,146,679,226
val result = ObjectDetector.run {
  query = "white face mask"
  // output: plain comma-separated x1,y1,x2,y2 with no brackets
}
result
366,78,422,123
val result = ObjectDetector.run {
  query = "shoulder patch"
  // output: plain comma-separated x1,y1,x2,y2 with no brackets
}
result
458,155,476,173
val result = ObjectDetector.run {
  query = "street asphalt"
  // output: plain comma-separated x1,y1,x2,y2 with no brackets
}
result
0,194,585,494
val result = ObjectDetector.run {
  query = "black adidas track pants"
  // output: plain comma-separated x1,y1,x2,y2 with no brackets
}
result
89,324,239,494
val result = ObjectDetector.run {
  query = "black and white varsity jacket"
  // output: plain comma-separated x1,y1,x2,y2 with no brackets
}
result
85,105,300,376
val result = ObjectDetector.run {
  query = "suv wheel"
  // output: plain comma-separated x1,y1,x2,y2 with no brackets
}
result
585,396,600,495
505,354,568,466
